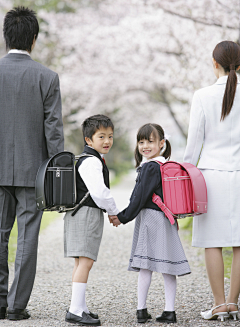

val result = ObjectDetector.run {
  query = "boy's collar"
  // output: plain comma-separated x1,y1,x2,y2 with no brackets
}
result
86,145,104,158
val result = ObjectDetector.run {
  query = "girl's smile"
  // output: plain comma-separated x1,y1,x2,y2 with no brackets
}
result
138,133,165,160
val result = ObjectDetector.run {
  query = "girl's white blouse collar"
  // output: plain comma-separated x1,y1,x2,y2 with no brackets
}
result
140,156,166,166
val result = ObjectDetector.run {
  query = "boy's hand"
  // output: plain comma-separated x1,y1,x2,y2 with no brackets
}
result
112,216,121,227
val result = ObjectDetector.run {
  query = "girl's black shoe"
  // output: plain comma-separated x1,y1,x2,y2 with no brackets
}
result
156,311,177,324
137,308,152,323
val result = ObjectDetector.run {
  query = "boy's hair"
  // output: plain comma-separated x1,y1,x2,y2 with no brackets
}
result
3,6,39,52
135,123,171,167
82,114,114,144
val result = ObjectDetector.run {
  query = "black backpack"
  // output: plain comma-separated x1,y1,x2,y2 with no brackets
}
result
35,151,93,214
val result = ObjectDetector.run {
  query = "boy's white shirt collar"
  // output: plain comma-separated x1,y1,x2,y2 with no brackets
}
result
86,145,104,158
8,49,30,56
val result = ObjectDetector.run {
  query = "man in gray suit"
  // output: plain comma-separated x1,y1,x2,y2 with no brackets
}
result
0,7,64,320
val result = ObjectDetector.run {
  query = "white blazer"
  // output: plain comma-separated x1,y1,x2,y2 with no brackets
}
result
184,75,240,171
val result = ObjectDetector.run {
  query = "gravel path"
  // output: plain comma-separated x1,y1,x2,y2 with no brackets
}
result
0,171,239,327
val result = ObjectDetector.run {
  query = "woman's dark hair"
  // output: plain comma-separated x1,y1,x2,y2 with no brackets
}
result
213,41,240,121
134,123,171,167
3,6,39,52
82,114,114,145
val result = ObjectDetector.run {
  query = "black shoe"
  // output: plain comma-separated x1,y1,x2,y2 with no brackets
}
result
66,308,99,320
87,311,99,319
156,311,177,324
137,308,152,323
65,311,101,326
0,308,6,319
7,308,31,320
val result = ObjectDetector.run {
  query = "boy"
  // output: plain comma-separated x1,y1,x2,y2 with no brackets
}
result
64,114,119,326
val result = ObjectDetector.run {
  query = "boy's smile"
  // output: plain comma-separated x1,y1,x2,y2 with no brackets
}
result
85,126,113,154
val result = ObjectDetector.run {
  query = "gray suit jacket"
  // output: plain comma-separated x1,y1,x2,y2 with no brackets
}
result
0,53,64,187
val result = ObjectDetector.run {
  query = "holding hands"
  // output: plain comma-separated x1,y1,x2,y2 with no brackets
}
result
108,215,121,227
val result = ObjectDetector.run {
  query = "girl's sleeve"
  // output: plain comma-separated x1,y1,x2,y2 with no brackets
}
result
117,163,160,224
183,91,205,166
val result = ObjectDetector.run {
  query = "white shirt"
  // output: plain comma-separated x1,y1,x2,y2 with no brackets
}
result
78,155,119,215
142,155,166,166
8,49,30,56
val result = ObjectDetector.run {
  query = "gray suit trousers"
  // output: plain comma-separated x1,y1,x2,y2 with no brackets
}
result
0,186,42,309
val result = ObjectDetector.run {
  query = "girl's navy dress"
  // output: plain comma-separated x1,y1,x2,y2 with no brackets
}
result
118,156,191,276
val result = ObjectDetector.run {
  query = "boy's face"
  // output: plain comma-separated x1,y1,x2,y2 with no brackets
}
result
85,126,113,154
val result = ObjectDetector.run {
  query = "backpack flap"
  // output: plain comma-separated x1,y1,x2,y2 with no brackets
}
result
35,151,76,211
181,163,208,214
161,161,194,215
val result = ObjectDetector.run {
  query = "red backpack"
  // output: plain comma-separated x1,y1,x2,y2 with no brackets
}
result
152,161,208,225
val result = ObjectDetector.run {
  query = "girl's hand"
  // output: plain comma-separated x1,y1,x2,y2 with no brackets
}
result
112,216,121,227
108,215,121,227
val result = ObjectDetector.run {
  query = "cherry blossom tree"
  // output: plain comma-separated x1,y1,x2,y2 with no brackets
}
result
0,0,239,160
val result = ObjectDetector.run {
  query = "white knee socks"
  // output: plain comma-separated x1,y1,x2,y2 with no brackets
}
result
162,273,176,311
137,269,153,310
69,282,90,317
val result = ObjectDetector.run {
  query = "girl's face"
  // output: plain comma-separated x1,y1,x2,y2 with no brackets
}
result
138,132,165,160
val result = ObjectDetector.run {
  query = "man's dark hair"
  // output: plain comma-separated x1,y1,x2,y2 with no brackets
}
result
3,6,39,52
82,114,114,145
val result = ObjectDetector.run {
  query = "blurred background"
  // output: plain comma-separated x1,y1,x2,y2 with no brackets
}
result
0,0,239,177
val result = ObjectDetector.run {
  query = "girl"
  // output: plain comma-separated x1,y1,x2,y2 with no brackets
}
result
111,123,191,324
184,40,240,321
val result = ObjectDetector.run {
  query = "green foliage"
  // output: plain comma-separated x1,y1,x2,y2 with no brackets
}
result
222,248,233,278
178,216,193,231
13,0,77,13
106,134,133,176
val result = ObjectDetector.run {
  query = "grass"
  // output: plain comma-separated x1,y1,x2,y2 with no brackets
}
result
179,216,233,278
8,211,60,263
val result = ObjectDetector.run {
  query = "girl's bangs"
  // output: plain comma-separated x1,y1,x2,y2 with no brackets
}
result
137,124,157,142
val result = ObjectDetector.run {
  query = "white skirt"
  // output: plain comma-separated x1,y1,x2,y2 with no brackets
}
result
192,169,240,248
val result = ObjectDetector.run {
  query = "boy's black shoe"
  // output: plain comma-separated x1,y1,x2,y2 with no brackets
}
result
88,311,99,319
0,308,6,319
137,308,152,323
65,311,101,326
7,308,31,320
156,311,177,324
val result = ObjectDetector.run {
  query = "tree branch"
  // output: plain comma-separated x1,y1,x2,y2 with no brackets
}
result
125,87,188,139
158,6,237,30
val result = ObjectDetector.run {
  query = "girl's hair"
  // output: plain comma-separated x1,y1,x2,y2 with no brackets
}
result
134,123,171,167
212,41,240,121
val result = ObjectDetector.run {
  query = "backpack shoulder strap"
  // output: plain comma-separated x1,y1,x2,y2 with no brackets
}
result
146,159,175,225
75,153,103,167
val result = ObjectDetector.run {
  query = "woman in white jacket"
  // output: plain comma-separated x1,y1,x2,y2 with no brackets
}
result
184,41,240,322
